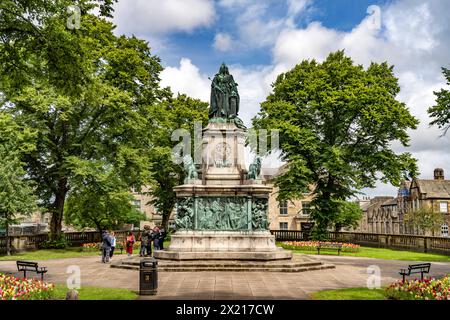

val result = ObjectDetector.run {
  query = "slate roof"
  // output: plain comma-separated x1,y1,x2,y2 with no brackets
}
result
414,179,450,199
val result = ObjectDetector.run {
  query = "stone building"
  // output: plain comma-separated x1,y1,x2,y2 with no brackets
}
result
131,186,176,229
262,167,314,231
357,168,450,237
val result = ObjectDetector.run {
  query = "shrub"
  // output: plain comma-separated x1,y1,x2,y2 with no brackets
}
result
385,276,450,300
39,235,70,249
281,241,360,252
0,273,55,300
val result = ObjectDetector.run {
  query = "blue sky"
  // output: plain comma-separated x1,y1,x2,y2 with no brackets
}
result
143,0,393,74
112,0,450,197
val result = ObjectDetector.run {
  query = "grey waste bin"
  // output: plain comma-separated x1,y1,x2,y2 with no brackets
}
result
139,258,158,295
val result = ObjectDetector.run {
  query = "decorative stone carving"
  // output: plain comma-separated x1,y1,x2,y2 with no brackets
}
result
248,156,262,180
183,155,198,183
197,197,247,230
252,198,269,230
175,197,194,229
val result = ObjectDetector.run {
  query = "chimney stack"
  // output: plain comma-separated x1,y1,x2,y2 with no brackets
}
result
434,168,445,180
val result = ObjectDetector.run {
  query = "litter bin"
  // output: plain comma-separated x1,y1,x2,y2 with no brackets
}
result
139,258,158,295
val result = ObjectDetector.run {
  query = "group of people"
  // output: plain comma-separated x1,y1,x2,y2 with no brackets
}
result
137,225,165,257
100,226,166,263
101,230,117,263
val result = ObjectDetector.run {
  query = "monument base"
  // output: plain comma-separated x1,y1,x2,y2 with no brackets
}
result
164,230,278,252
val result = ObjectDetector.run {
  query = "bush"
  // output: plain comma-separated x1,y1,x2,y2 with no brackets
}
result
385,276,450,300
0,273,55,300
39,235,70,249
281,241,360,253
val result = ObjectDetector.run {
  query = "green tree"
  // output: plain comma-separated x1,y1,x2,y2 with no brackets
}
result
253,51,419,239
404,207,445,236
0,113,37,255
1,3,164,239
146,94,208,230
64,168,145,233
428,67,450,135
333,200,363,232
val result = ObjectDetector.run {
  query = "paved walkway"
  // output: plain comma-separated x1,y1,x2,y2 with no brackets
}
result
1,254,449,300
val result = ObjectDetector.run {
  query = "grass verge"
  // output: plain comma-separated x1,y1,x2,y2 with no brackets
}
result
310,287,386,300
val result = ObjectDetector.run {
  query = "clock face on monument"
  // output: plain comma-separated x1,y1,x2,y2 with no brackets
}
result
214,142,232,167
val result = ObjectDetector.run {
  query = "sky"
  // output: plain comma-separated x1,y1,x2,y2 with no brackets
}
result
110,0,450,198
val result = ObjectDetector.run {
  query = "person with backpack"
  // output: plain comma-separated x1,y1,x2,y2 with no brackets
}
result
101,230,112,263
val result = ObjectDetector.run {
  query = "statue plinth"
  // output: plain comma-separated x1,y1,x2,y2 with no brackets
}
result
153,120,286,260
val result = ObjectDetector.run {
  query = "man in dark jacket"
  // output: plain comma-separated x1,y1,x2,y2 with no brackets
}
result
159,227,166,250
101,230,112,263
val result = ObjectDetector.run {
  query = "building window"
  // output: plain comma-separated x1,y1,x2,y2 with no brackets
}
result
440,202,448,213
279,222,288,230
279,201,288,215
132,200,141,207
441,224,449,237
301,201,311,215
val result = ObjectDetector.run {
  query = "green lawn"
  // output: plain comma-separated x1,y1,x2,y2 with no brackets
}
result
310,287,386,300
278,243,450,262
52,284,138,300
0,241,171,261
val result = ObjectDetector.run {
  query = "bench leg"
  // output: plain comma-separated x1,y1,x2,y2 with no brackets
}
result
402,274,405,282
41,273,44,281
23,270,26,279
421,272,424,280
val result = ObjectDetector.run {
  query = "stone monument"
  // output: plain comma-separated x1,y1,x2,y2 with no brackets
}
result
113,64,333,272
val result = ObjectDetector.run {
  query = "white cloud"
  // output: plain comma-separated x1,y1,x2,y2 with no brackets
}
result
113,0,215,34
213,33,234,52
215,0,312,52
160,58,210,102
161,0,450,194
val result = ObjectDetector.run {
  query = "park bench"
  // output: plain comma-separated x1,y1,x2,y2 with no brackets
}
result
16,261,48,281
317,243,342,255
399,263,431,282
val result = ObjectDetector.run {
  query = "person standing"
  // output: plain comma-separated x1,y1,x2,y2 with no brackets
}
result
109,231,116,259
152,227,160,251
125,232,135,257
101,230,112,263
159,227,165,250
145,227,153,256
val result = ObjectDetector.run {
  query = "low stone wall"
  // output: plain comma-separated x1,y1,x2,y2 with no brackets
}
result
271,230,450,255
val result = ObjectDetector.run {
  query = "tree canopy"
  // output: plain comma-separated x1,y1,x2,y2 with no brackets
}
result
0,1,165,238
0,112,37,254
146,94,208,230
428,67,450,135
253,51,419,239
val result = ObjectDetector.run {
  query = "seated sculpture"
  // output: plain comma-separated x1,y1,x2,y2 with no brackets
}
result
248,156,262,180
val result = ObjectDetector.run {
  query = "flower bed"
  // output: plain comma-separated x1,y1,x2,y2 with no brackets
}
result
385,276,450,300
82,242,101,252
0,273,54,300
281,241,360,252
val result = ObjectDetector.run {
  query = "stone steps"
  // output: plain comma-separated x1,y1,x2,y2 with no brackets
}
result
110,256,335,272
111,263,334,273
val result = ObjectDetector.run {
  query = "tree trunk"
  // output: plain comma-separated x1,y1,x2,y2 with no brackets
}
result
161,207,172,231
5,217,10,256
50,178,68,240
